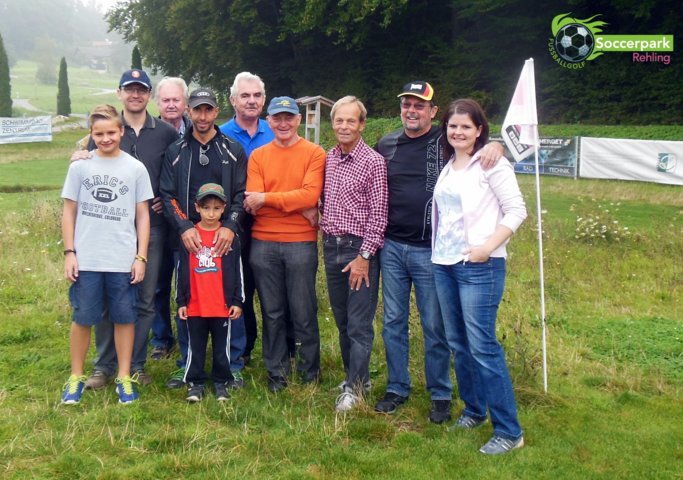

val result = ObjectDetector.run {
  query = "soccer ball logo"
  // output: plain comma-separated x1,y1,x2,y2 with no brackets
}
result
554,23,594,62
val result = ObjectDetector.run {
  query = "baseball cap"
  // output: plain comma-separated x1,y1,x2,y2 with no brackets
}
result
267,96,300,115
188,88,219,109
397,81,434,101
119,69,152,90
196,183,227,202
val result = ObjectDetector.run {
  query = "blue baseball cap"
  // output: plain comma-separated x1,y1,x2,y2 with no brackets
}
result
119,69,152,90
267,96,300,115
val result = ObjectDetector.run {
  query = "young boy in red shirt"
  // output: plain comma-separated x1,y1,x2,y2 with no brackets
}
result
177,183,244,402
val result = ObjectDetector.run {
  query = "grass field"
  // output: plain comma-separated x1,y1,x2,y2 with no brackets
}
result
0,125,681,479
9,61,163,118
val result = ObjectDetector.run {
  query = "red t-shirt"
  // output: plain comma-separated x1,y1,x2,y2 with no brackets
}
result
186,226,229,318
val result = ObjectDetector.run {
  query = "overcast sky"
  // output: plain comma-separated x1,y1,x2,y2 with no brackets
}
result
84,0,126,14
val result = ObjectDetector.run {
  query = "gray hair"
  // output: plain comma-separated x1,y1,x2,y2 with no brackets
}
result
330,95,367,122
155,77,189,101
230,72,266,98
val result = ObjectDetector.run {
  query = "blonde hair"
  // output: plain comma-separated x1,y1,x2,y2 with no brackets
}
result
89,104,123,129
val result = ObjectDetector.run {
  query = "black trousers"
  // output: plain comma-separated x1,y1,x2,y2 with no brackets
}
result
241,220,296,358
185,316,234,385
323,234,379,390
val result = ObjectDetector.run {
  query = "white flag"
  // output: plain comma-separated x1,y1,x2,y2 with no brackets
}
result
502,58,539,162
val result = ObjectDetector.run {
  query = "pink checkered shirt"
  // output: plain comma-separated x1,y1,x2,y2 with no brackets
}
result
320,138,388,255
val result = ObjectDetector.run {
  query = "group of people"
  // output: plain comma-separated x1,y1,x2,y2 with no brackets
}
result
59,68,527,455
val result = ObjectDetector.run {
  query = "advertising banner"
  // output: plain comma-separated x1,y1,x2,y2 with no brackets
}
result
0,116,53,144
580,137,683,186
492,136,578,177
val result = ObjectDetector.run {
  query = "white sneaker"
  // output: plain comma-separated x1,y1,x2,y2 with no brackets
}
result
336,379,372,393
335,391,359,412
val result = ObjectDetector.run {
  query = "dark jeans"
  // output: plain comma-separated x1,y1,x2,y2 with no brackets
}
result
250,239,320,380
185,316,234,386
92,224,165,375
241,221,296,359
323,234,379,391
151,237,175,351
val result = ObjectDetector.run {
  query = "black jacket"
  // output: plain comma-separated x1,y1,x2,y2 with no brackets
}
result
160,125,247,236
176,233,244,310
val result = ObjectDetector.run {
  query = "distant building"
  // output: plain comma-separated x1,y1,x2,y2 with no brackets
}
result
75,39,117,71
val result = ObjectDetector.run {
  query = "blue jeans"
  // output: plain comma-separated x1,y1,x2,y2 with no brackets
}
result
250,239,320,380
433,258,523,440
92,224,165,375
323,234,379,390
379,238,452,400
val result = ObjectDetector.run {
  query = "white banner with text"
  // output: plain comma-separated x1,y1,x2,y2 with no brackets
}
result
580,137,683,186
0,116,53,144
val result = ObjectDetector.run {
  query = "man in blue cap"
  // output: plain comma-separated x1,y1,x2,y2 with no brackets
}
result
244,96,325,392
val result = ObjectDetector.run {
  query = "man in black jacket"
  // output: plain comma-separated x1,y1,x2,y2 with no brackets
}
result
160,88,248,386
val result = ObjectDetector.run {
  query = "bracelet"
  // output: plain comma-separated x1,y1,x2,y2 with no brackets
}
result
63,249,76,256
135,255,147,263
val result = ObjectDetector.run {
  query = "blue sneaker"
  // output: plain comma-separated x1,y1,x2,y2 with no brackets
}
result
115,375,139,404
61,374,87,404
479,435,524,455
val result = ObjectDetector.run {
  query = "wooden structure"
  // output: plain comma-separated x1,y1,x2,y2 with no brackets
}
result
296,95,335,145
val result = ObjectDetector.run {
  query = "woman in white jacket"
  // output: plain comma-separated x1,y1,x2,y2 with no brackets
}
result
432,98,526,455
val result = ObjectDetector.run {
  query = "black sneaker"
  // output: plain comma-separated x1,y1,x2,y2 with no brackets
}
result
228,370,245,389
299,372,320,385
429,399,452,424
374,392,408,414
166,368,185,389
215,383,230,402
267,375,287,393
151,345,172,360
186,384,204,403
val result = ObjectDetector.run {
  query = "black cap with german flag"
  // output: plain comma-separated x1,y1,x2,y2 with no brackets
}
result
397,81,434,101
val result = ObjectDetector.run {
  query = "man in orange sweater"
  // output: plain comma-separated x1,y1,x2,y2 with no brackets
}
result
244,96,326,392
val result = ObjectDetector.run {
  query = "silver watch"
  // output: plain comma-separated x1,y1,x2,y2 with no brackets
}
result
360,250,372,260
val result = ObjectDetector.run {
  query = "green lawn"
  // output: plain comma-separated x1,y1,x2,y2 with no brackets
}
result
0,129,681,479
10,60,161,117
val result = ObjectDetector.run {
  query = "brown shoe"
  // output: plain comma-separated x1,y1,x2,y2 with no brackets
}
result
84,370,112,390
132,369,152,386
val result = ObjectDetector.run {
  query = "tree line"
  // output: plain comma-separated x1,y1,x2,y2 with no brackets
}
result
106,0,682,124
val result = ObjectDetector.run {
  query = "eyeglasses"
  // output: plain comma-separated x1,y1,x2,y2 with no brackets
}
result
122,85,151,95
199,144,210,166
400,101,431,112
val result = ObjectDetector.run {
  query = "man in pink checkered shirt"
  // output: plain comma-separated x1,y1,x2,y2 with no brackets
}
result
320,96,388,413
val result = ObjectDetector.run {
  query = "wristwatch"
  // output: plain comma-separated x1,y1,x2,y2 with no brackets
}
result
359,250,372,260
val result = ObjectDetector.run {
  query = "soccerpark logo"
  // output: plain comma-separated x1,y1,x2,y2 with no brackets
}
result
657,153,677,173
549,13,674,69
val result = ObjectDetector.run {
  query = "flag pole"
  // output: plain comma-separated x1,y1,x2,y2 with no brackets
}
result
501,57,548,392
532,125,548,393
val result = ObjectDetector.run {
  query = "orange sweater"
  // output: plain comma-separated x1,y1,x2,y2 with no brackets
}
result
247,138,326,242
